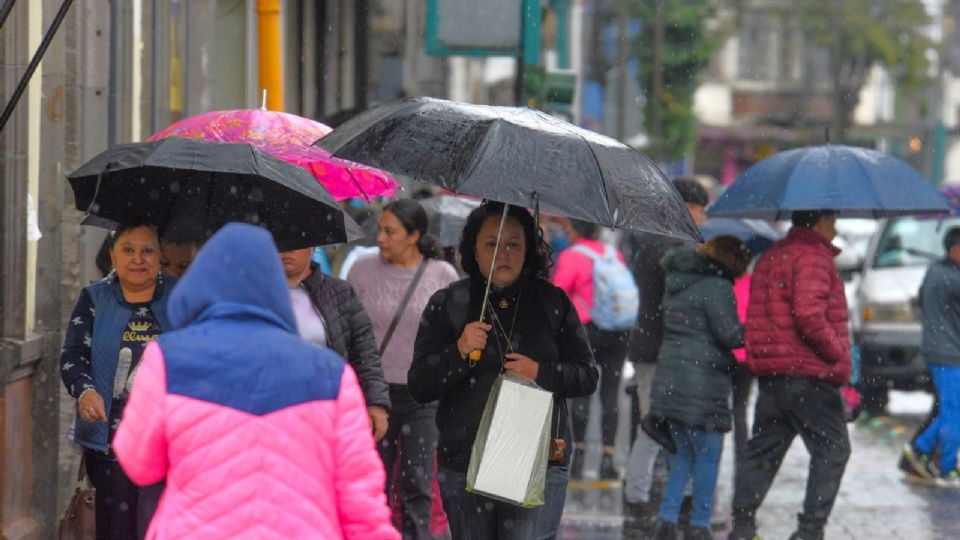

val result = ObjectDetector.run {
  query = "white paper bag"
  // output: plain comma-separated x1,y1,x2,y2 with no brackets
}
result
466,374,553,507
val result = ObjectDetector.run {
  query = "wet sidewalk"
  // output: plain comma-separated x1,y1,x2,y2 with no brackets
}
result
560,389,960,539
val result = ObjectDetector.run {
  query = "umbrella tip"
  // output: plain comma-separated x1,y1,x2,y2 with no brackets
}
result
261,89,267,111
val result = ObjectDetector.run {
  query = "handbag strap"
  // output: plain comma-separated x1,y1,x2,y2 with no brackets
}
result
75,455,88,491
378,258,428,357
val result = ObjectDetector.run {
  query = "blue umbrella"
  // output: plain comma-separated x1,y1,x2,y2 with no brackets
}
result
700,218,783,254
707,145,951,219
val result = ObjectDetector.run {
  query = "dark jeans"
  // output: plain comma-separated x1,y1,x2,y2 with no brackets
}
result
571,324,629,447
732,377,851,538
731,363,753,486
85,449,138,540
137,481,164,538
380,384,439,540
437,466,569,540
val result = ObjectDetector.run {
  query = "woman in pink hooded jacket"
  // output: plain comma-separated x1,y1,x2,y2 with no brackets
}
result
114,223,399,540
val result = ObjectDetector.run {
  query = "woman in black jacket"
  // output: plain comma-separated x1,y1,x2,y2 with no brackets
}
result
648,236,751,540
278,248,391,438
409,202,598,540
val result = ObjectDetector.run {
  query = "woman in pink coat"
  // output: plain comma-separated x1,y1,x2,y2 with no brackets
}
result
114,223,399,540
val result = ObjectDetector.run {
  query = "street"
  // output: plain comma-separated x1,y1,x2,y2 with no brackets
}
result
560,389,960,539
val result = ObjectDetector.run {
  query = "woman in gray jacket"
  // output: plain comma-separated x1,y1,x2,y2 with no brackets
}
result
648,236,751,540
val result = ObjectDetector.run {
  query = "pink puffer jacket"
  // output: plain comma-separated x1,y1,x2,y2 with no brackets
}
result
745,226,851,385
113,223,398,540
115,342,398,540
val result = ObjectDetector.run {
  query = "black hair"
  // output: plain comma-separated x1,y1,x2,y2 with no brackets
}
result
944,226,960,253
95,235,113,277
458,202,552,281
110,217,159,250
569,219,598,240
791,210,837,229
381,199,440,259
672,177,709,207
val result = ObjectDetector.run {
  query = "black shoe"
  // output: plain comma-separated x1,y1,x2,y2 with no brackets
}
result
571,447,585,480
652,519,677,540
788,532,823,540
729,519,758,540
685,526,713,540
599,452,619,480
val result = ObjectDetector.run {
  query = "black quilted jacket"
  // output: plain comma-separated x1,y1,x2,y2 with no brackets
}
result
301,265,391,411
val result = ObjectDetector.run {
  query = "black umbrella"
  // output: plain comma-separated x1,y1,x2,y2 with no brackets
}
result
318,97,701,362
315,97,701,242
68,137,362,251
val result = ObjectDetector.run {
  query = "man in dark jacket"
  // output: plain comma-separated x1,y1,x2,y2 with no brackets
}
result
623,177,709,524
731,210,851,540
901,226,960,486
280,247,391,440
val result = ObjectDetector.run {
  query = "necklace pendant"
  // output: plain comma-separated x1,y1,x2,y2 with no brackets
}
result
499,298,510,309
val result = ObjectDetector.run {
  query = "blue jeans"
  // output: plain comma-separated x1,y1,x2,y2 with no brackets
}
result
658,420,724,528
437,466,568,540
915,364,960,473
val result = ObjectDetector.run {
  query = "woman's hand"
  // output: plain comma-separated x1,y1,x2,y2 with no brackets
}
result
457,321,492,359
504,352,539,381
78,389,107,423
368,406,389,441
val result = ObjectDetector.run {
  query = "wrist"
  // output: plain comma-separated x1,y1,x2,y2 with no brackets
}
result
78,387,96,401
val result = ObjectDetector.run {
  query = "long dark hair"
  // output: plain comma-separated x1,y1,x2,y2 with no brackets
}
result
459,202,552,281
381,199,440,259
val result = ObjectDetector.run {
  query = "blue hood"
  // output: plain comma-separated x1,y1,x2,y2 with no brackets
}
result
167,223,297,333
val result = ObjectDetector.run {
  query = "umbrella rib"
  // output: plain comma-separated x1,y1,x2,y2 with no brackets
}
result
558,126,613,226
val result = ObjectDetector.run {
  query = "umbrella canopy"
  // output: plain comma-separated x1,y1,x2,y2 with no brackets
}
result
150,108,398,201
67,136,362,251
700,217,782,255
708,145,951,219
315,97,701,242
420,194,482,247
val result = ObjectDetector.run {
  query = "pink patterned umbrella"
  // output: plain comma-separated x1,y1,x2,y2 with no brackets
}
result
149,109,398,201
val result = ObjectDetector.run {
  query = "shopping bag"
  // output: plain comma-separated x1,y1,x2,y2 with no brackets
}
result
466,374,553,507
58,456,95,540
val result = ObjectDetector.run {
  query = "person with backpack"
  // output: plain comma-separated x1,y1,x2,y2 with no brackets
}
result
552,218,638,480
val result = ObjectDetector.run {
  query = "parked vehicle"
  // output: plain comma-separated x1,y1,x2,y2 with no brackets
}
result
855,216,960,413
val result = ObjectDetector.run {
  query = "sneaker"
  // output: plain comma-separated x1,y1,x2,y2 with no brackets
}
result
902,443,939,479
598,452,619,480
937,468,960,489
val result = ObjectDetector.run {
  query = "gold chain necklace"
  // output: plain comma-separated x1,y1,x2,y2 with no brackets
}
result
486,289,522,366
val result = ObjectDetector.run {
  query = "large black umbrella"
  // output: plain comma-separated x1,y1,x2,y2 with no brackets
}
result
315,97,701,242
68,137,362,251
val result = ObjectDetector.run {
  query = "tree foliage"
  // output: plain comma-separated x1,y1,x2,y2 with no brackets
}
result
630,1,723,161
794,0,931,140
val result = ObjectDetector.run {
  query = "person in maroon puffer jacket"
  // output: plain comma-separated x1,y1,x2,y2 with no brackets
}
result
730,210,852,540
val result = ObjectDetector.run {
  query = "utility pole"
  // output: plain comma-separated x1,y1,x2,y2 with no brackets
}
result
651,0,664,160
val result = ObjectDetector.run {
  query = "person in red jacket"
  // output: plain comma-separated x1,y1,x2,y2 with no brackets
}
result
730,210,852,540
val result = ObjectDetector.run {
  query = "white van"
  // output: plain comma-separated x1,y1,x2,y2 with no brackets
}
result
855,215,960,413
